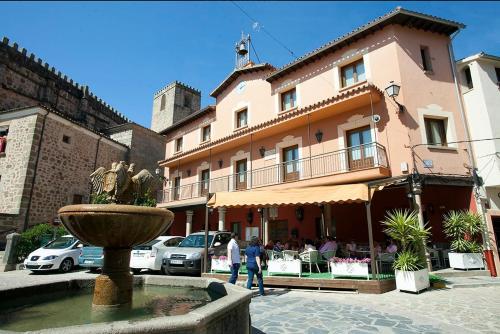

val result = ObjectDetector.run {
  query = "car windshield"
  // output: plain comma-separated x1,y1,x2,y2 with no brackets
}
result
43,236,77,249
178,235,213,248
133,239,160,251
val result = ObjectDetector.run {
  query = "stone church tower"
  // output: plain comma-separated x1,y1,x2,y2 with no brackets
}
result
151,81,201,132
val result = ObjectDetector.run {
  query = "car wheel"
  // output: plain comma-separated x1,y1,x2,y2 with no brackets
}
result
161,266,169,275
131,268,142,275
59,258,73,273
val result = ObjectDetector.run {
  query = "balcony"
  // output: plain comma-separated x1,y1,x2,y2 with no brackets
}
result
158,142,390,204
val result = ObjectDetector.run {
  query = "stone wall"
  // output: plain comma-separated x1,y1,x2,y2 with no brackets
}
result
27,114,127,227
0,112,41,232
0,37,129,131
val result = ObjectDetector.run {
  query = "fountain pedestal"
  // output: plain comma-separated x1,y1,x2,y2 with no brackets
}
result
58,204,174,307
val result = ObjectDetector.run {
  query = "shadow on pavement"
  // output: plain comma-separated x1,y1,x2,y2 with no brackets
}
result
251,326,266,334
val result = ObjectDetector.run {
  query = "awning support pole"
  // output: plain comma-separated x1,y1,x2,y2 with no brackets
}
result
365,198,377,280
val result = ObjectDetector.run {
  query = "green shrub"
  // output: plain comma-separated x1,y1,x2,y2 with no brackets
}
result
443,210,483,253
16,224,67,261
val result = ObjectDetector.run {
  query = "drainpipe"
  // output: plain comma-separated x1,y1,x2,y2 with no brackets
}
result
23,110,49,231
448,29,496,276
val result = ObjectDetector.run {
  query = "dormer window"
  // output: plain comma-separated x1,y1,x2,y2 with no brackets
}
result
280,88,297,111
202,125,211,142
420,46,433,72
175,137,183,153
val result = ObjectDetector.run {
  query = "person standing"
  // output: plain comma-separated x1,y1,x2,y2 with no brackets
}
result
245,236,265,296
227,232,241,284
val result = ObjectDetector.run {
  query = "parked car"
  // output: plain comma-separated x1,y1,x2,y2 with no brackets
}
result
78,245,104,272
130,236,184,274
161,231,231,275
23,235,82,273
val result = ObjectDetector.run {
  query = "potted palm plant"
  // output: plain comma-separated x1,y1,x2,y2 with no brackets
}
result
443,210,484,270
382,209,430,293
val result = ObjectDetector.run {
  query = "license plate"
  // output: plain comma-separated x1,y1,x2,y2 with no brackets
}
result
170,259,183,264
84,260,94,264
133,253,144,257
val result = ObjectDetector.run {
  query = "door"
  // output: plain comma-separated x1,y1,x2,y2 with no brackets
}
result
235,159,247,190
173,177,181,200
346,126,373,170
493,217,500,255
200,169,210,197
282,145,299,182
269,220,289,242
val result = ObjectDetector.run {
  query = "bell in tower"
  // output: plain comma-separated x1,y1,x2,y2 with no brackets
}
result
235,33,251,69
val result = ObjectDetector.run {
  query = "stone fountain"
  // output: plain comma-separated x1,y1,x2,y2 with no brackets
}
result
58,161,173,307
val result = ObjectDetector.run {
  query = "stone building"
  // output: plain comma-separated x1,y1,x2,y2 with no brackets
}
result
0,38,166,245
151,81,201,132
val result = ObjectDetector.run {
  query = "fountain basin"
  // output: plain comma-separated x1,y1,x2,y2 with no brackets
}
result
0,275,252,334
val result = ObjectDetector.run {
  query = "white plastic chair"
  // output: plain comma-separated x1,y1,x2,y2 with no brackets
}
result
299,250,321,274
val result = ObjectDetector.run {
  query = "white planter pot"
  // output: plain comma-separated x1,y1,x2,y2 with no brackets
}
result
449,252,484,270
395,268,430,293
267,259,302,277
330,262,370,280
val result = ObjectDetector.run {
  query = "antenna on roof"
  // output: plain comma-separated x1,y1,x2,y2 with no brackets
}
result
235,32,251,69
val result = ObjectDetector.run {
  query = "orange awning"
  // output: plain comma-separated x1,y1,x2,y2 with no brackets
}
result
207,183,369,208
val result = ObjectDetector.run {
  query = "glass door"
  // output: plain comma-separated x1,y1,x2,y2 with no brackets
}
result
173,176,181,200
200,169,210,197
282,145,299,182
346,126,373,170
235,159,247,190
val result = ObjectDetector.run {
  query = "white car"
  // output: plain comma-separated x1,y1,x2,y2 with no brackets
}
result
24,235,83,273
130,236,184,274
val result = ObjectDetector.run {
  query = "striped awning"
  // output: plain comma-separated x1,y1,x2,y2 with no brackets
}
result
207,183,369,208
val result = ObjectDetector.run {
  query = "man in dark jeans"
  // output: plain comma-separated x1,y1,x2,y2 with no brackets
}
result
227,232,241,284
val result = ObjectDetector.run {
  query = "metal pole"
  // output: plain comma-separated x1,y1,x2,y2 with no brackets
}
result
412,181,432,272
203,193,211,274
250,134,253,189
365,199,377,280
307,114,313,178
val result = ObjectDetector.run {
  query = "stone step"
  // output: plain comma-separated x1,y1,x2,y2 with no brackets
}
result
431,268,490,278
444,276,500,289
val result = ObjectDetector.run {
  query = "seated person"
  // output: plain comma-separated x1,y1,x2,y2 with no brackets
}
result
346,240,357,254
319,236,337,254
303,239,316,251
374,241,382,256
273,241,283,252
386,239,397,253
264,240,274,250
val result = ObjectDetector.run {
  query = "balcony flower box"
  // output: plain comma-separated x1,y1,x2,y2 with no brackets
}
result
330,258,370,280
449,252,484,270
395,268,430,293
267,259,302,277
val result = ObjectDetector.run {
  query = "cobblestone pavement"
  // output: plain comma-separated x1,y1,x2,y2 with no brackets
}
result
250,286,500,334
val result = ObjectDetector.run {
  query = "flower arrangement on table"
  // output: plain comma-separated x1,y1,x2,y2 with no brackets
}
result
329,257,371,263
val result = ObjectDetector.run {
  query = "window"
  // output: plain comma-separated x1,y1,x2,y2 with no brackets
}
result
0,127,8,154
341,59,366,87
346,126,374,170
72,194,83,204
202,125,211,142
236,108,248,129
280,88,297,111
464,67,473,89
200,169,210,196
420,46,432,72
282,145,299,182
424,118,447,146
160,94,166,110
173,176,181,200
165,237,182,247
62,135,71,144
495,68,500,84
183,95,192,108
175,137,183,152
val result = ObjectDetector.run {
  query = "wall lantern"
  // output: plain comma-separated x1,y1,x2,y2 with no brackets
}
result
295,206,304,222
247,209,254,224
186,169,191,177
315,129,323,143
155,168,161,176
259,146,266,158
218,159,223,168
384,81,405,113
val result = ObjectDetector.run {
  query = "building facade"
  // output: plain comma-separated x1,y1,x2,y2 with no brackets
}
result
456,53,500,272
157,6,478,275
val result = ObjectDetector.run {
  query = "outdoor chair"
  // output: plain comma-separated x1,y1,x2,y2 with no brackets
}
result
266,249,283,261
299,250,321,274
320,250,336,273
376,252,395,275
428,248,441,270
283,250,298,261
441,249,450,268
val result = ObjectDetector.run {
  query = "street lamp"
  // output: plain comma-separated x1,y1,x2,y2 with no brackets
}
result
385,81,405,113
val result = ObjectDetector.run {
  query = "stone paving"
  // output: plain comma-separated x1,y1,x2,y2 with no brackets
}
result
250,286,500,334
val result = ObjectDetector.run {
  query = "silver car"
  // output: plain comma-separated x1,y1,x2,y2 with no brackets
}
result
161,231,231,275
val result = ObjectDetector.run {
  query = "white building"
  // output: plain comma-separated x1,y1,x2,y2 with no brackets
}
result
456,52,500,270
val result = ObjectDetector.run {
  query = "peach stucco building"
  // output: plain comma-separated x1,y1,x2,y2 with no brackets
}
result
156,7,482,275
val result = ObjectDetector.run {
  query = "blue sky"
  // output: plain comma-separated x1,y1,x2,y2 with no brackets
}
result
1,1,499,128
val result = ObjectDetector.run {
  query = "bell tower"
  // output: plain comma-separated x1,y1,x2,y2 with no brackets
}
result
235,33,252,69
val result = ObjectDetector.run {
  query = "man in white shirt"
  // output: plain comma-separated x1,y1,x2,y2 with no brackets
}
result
227,232,241,284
